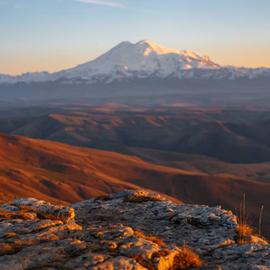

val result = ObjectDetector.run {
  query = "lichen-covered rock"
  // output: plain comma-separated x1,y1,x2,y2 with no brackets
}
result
1,198,75,223
0,189,269,269
124,190,165,203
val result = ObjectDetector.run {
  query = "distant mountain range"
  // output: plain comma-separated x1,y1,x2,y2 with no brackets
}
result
1,40,270,84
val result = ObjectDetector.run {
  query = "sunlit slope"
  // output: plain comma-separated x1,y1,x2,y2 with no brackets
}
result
0,133,269,213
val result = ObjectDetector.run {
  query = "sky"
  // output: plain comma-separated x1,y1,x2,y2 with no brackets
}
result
0,0,269,75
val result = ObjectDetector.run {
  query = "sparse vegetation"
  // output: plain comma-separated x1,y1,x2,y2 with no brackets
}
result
259,205,264,237
236,224,253,244
235,194,268,244
133,230,203,269
133,245,204,270
172,246,204,270
235,193,267,244
236,193,253,244
133,229,166,247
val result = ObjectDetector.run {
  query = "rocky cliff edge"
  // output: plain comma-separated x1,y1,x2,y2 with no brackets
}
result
0,190,269,270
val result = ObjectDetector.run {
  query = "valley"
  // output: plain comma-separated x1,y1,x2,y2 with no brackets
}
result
2,105,270,163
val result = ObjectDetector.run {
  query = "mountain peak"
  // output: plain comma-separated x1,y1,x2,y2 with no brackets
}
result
136,39,159,47
11,40,270,84
72,40,220,77
135,39,182,56
114,41,133,48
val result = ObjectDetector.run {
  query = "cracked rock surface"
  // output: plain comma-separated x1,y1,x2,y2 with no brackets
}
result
0,189,269,269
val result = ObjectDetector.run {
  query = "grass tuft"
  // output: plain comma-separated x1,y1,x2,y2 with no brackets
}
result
236,224,253,244
173,246,204,270
133,229,166,247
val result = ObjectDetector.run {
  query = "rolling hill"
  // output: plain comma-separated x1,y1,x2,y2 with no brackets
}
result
0,133,270,236
2,105,270,163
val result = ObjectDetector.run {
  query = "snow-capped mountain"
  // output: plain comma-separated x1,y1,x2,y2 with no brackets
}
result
57,40,220,82
1,40,270,84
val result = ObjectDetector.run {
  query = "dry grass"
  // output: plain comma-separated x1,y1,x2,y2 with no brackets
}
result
235,193,254,244
172,246,204,270
236,224,253,244
133,229,166,247
132,230,203,269
133,245,203,270
237,224,253,237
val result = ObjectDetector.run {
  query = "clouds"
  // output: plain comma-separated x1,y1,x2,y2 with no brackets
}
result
0,0,124,9
75,0,124,8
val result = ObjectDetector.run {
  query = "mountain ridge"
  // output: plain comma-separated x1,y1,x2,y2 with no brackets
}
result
1,40,270,84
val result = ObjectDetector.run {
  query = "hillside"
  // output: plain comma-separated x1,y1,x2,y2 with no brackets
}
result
2,106,270,163
0,133,270,237
0,133,183,204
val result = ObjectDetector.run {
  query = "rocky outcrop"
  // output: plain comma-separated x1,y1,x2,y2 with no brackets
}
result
0,190,269,269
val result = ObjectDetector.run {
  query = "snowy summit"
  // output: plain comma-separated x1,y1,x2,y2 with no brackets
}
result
59,40,220,80
1,40,270,84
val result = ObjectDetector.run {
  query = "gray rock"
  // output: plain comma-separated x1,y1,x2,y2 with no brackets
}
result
0,189,269,269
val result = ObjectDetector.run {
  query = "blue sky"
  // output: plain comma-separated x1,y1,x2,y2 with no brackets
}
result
0,0,269,74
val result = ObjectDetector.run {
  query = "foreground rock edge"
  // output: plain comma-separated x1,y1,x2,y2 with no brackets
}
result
0,189,268,270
